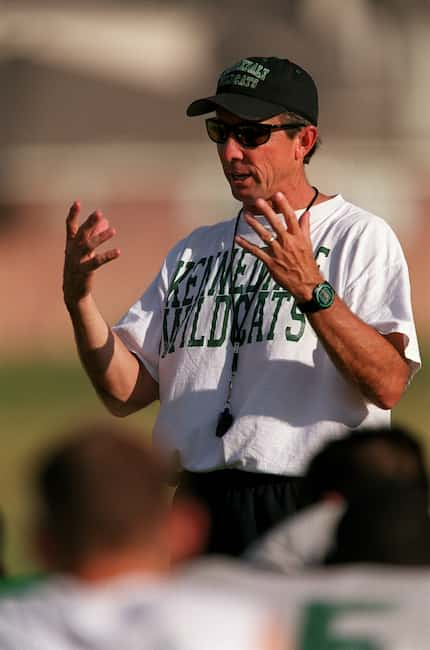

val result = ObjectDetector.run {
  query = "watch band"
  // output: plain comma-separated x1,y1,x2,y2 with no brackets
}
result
298,281,335,313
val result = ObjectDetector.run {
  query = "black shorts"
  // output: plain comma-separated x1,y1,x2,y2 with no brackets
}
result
175,469,304,556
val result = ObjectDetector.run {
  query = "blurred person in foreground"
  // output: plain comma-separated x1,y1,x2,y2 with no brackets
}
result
245,425,429,572
180,426,430,649
0,425,283,650
63,55,420,556
0,515,6,578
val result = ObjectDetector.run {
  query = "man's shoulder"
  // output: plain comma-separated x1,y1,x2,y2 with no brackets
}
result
327,195,391,231
319,196,401,251
182,215,237,242
164,214,238,263
0,572,274,650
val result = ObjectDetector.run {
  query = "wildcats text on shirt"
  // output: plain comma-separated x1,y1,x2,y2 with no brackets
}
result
161,245,330,357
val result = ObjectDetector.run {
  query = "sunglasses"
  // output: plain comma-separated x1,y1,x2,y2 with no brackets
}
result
205,117,307,148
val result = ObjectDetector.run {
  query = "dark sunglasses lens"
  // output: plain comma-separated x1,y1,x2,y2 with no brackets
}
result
236,124,271,147
206,120,228,143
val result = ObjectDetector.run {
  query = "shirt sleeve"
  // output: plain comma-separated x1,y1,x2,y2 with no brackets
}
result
342,218,421,377
112,223,217,383
112,264,168,383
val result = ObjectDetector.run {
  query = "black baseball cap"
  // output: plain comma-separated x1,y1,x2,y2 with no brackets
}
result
187,56,318,125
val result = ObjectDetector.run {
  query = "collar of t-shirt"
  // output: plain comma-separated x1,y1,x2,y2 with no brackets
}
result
237,193,342,237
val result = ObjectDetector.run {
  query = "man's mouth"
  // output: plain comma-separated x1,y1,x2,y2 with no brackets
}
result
230,172,252,182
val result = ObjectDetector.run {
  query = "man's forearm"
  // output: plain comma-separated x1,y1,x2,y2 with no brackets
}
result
308,296,410,409
66,295,157,415
62,203,158,414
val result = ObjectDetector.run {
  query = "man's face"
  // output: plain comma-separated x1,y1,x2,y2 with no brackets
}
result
215,108,299,212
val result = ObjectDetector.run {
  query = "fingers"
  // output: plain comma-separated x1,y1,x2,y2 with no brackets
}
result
252,198,287,241
299,209,311,236
66,200,81,238
63,203,120,306
82,247,121,272
248,192,300,242
80,210,106,239
235,234,272,266
246,192,311,248
86,224,116,252
243,210,283,248
271,192,300,235
73,208,116,255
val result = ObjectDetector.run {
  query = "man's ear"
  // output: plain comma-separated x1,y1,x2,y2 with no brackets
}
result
295,125,318,161
167,497,211,564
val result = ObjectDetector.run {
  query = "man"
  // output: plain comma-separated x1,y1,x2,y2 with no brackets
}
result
245,426,429,572
0,425,282,650
184,504,430,650
181,427,430,649
63,56,420,555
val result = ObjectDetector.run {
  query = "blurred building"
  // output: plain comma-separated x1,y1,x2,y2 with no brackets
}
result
0,0,429,354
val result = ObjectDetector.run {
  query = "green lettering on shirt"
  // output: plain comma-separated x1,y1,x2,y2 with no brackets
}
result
188,296,206,347
267,291,291,340
247,291,269,343
299,600,392,650
208,295,232,347
285,301,306,342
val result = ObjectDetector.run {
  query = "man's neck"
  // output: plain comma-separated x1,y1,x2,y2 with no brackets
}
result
243,183,330,214
63,546,170,584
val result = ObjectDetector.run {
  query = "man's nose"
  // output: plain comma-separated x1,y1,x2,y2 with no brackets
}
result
219,135,244,162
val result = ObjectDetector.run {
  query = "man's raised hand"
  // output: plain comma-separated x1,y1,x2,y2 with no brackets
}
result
63,201,120,308
235,192,322,303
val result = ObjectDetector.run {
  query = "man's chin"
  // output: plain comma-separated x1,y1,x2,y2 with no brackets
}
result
230,185,256,205
230,188,265,212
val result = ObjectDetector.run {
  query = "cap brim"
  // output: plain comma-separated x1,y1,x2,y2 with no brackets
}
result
186,93,288,121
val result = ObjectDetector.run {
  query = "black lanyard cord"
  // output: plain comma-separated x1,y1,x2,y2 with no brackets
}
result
216,186,319,437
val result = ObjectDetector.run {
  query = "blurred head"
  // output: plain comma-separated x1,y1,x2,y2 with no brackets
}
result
301,426,430,566
35,424,209,578
301,426,429,508
325,478,430,566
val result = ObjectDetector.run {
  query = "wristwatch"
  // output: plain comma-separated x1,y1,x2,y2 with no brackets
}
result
298,281,335,313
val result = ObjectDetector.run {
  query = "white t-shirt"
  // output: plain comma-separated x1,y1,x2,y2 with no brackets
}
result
244,500,346,573
181,559,430,650
0,574,272,650
114,195,421,474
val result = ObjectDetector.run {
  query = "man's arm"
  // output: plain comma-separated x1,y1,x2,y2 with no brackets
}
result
236,192,411,410
306,302,409,409
63,202,158,416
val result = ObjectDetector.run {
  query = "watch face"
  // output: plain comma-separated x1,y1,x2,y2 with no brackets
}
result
315,282,335,308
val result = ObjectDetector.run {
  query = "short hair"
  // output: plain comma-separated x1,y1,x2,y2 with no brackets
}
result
281,111,321,164
36,424,168,568
301,426,429,507
325,478,430,566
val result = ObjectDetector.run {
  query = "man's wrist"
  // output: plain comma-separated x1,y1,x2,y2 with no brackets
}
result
297,281,336,313
294,273,325,303
64,292,93,316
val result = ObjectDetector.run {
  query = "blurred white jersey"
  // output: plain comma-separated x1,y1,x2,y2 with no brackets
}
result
0,573,274,650
181,558,430,650
244,501,345,573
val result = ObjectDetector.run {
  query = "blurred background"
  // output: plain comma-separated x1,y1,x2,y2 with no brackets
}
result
0,0,429,573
